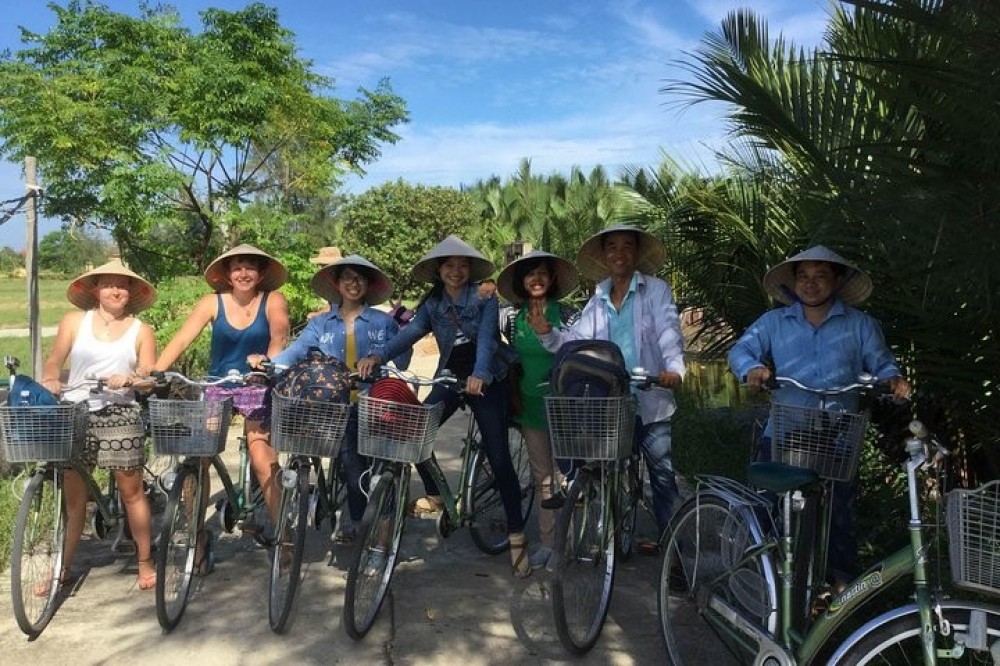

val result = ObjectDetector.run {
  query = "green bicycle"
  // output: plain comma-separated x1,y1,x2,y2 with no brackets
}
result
657,375,1000,665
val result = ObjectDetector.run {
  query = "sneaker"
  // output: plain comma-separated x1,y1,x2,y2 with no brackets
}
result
529,546,553,570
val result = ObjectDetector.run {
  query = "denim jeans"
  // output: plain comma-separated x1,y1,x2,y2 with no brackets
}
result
758,436,857,582
636,418,678,538
339,406,372,524
415,378,525,534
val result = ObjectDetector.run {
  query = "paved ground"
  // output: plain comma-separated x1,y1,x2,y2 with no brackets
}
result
0,344,670,664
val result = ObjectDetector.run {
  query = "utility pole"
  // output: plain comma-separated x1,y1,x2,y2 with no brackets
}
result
25,157,41,377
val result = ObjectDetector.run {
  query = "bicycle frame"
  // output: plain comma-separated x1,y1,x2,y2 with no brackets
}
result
421,409,480,529
691,425,943,665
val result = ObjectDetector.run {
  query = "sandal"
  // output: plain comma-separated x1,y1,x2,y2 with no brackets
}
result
509,534,531,579
408,495,444,517
137,558,157,591
194,529,216,576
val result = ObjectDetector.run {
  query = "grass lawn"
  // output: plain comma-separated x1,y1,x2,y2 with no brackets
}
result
0,336,56,368
0,276,71,329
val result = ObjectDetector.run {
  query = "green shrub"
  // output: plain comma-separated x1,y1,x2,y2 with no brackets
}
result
141,276,212,376
672,387,766,485
0,474,21,572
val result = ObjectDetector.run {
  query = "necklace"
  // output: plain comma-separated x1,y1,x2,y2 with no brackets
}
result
235,292,261,317
95,309,128,339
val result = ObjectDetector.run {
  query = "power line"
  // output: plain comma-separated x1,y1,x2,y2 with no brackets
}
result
0,191,40,227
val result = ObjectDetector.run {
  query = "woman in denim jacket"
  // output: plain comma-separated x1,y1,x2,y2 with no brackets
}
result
262,255,411,542
358,235,530,577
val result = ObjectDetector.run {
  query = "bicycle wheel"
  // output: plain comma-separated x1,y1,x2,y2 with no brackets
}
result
658,494,777,665
616,454,642,561
156,464,204,632
344,468,407,640
467,426,534,555
11,469,66,638
832,603,1000,664
269,462,309,633
552,469,615,655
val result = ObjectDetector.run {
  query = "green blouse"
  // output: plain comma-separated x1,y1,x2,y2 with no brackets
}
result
511,300,561,429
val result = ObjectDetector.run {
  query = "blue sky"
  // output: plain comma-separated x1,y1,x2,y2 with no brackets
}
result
0,0,830,249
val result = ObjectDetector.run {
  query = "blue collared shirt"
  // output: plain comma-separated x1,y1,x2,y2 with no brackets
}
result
728,300,902,412
601,272,638,373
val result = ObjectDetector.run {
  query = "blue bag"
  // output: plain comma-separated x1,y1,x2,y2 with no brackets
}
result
8,375,60,406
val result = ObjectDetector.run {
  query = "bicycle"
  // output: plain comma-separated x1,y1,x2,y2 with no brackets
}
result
657,375,1000,664
547,370,655,654
343,366,534,639
267,383,352,633
145,369,270,632
1,358,129,638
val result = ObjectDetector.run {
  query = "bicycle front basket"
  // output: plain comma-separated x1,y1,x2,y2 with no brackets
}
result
947,481,1000,596
357,392,444,464
148,397,233,456
270,391,352,458
769,403,867,481
545,395,635,461
0,402,88,463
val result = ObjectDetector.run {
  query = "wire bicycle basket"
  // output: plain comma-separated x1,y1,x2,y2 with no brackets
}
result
769,402,867,481
545,395,636,461
271,391,352,458
0,402,88,463
947,480,1000,596
148,397,233,456
357,392,444,464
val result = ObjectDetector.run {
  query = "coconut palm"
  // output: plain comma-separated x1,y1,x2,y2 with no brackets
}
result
655,1,1000,477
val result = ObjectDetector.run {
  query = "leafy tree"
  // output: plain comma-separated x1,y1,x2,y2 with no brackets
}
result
0,1,408,279
338,181,479,300
37,226,111,276
0,247,23,274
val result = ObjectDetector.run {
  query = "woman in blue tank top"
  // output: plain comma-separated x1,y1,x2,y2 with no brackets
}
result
155,244,289,573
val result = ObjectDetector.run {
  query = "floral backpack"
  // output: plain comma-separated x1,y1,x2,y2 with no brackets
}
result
274,348,352,403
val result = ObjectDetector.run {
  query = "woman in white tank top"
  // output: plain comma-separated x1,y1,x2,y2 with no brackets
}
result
41,259,159,592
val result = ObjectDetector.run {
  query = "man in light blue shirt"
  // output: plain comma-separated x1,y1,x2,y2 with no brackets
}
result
530,225,685,540
728,245,911,583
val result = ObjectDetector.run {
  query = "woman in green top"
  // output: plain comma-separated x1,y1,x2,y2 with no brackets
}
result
498,250,579,570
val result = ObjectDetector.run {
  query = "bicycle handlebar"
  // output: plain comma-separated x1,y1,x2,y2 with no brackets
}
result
142,369,269,389
906,419,951,468
375,365,462,390
768,374,881,395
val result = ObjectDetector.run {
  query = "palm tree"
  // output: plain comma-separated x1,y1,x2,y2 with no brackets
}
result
657,1,1000,478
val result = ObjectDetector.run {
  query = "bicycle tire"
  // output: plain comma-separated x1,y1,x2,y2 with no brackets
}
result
658,493,777,665
831,603,1000,664
552,470,615,655
268,462,310,633
616,454,642,561
344,468,407,640
467,426,534,555
11,469,66,638
156,464,204,632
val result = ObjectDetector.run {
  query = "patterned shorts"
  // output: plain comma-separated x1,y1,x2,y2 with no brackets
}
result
80,403,146,470
204,385,271,428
